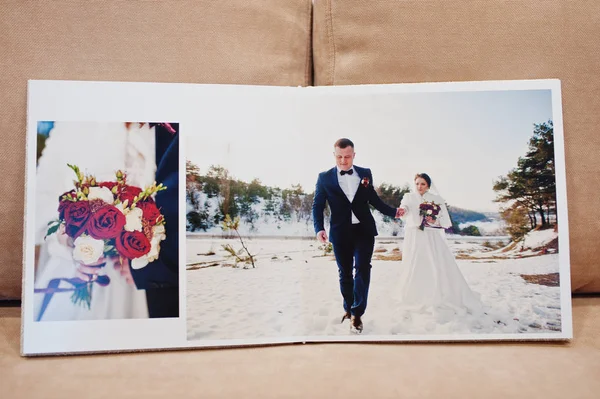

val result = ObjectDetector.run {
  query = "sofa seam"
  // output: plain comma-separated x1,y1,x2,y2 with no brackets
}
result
305,0,314,86
326,0,336,85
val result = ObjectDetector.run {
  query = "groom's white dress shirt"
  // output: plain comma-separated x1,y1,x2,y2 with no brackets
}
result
337,166,361,224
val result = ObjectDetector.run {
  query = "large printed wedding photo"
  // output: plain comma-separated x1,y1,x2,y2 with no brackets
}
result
186,84,570,343
31,121,180,322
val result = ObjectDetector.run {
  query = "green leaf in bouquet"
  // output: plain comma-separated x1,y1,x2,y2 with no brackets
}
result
106,248,120,257
103,240,120,257
67,163,84,185
71,282,92,309
45,221,62,239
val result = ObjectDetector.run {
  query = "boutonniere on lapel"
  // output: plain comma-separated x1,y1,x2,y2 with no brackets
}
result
361,177,370,187
150,122,178,135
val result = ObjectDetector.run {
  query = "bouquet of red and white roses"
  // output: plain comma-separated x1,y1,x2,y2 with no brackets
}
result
418,200,442,231
40,164,167,309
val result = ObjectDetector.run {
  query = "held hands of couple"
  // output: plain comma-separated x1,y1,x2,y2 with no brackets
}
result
316,230,328,243
395,207,406,218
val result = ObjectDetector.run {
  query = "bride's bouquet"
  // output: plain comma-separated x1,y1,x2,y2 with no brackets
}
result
418,201,442,231
38,164,167,310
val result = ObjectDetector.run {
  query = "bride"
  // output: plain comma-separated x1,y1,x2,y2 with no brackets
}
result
33,121,153,321
394,173,483,315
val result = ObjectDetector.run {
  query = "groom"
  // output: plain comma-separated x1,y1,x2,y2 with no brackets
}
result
312,138,404,333
129,123,179,318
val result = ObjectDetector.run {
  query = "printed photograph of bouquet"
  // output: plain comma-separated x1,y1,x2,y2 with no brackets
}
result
33,121,180,322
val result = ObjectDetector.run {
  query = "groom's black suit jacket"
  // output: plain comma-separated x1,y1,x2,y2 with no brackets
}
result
131,123,179,318
312,165,397,245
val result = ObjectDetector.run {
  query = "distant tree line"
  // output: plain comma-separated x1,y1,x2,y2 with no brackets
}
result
186,163,316,232
186,162,489,236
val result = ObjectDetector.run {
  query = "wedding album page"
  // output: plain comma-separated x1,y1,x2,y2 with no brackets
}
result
22,79,571,355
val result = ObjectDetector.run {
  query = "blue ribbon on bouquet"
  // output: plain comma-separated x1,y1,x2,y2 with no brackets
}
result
34,276,110,322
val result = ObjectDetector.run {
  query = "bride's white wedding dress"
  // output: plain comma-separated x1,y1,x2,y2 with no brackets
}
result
33,122,153,321
394,191,484,316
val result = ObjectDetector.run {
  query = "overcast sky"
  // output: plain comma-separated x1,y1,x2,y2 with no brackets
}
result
187,87,554,212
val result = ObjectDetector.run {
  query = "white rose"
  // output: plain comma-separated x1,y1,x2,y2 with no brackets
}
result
131,256,149,270
152,224,166,241
124,207,144,232
427,210,432,215
147,229,166,260
72,235,105,265
147,239,161,262
88,186,114,204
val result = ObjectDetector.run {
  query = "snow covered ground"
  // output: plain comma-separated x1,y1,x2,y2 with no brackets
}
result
186,230,564,342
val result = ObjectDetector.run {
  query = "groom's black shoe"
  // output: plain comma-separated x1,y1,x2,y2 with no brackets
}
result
350,315,363,333
340,311,351,323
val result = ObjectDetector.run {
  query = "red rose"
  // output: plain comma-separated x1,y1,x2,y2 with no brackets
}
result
64,201,91,238
58,201,70,220
57,190,76,219
120,185,142,205
115,230,151,259
137,201,161,225
87,205,126,239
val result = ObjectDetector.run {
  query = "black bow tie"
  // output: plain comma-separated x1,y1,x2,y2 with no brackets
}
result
340,169,353,176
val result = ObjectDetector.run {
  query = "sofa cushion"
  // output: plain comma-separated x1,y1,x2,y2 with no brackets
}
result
0,0,313,300
3,297,600,396
312,0,600,293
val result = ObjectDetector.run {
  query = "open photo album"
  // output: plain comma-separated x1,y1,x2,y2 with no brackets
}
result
21,79,571,355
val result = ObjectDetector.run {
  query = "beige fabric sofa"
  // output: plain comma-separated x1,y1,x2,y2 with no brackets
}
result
1,1,599,397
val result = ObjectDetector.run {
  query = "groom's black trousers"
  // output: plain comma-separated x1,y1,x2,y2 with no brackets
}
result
332,223,375,317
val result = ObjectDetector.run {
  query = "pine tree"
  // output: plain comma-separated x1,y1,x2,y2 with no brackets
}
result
493,120,556,238
186,161,202,209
